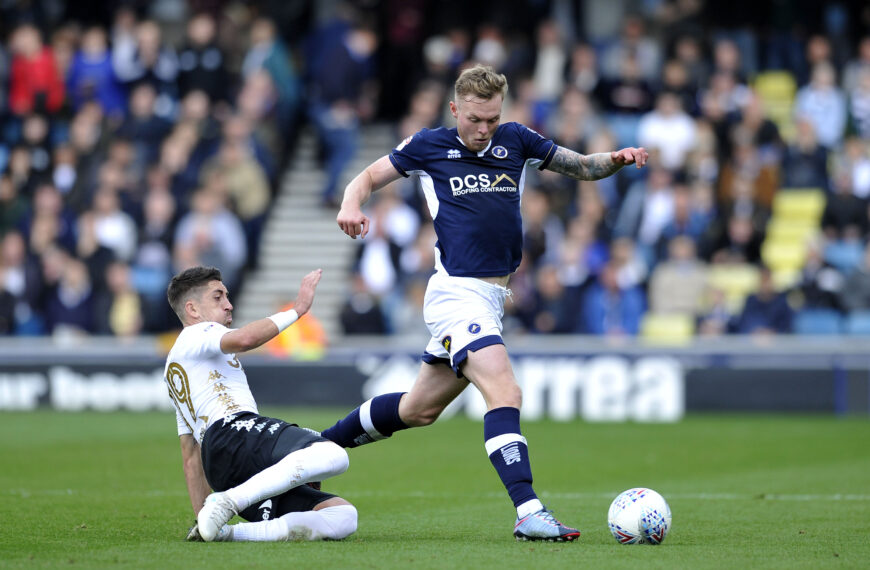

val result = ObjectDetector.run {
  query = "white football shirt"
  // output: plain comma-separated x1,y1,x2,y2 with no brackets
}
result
163,321,258,443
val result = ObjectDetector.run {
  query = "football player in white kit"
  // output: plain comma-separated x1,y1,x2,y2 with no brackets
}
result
164,266,357,542
321,64,648,541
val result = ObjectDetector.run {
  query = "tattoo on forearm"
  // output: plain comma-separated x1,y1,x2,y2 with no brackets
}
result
547,147,623,181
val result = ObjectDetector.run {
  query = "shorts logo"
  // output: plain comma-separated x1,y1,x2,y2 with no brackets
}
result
468,323,481,334
447,149,461,159
441,336,452,352
492,145,508,159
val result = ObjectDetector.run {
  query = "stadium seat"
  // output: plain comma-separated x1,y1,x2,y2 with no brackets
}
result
753,70,797,139
706,264,761,313
764,218,819,243
844,311,870,335
762,239,808,273
640,312,695,345
792,309,844,335
771,189,826,223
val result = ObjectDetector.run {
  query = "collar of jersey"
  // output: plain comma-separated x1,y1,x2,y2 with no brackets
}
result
455,135,493,157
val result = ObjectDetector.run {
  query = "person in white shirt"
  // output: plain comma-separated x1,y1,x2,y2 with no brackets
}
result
164,265,356,542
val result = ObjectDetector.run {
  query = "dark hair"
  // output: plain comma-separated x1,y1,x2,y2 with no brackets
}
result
167,266,222,323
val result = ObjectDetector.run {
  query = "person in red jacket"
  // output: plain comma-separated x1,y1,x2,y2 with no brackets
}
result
9,24,65,115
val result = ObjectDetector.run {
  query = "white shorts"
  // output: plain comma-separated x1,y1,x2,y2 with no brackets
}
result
422,272,508,375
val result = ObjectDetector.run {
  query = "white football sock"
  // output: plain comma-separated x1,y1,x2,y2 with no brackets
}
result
230,505,358,541
224,441,348,511
517,498,544,519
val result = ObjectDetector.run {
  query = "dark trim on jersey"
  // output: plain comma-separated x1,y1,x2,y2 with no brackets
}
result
388,153,409,177
537,142,557,170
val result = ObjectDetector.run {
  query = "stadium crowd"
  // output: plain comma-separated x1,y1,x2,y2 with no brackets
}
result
1,1,869,340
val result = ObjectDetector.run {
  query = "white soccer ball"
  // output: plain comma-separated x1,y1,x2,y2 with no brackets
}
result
607,488,672,545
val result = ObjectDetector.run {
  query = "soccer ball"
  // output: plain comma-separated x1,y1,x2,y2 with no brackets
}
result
607,488,672,545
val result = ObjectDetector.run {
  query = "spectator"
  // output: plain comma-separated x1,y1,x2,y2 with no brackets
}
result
838,243,870,313
242,17,301,146
793,61,847,150
173,188,247,294
66,26,126,118
93,261,143,337
781,118,830,190
0,230,44,334
733,266,793,335
177,13,228,104
117,82,173,169
89,187,137,262
648,235,708,315
8,24,64,116
795,237,844,312
847,68,870,140
307,19,379,207
582,259,646,336
200,139,271,262
44,254,95,336
112,19,179,119
637,91,697,171
340,272,388,335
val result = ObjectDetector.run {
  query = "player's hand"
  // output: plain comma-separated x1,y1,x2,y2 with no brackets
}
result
293,269,323,317
337,204,370,239
611,147,648,169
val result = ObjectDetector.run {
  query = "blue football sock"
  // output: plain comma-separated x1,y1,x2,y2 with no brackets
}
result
484,406,538,508
321,392,408,448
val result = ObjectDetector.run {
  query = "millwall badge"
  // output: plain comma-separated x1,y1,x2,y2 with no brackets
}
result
492,145,508,159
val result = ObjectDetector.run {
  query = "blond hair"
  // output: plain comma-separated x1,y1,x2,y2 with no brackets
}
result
454,64,508,102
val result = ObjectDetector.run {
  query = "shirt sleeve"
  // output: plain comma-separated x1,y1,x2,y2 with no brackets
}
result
388,128,429,176
183,322,232,357
176,406,193,437
513,122,557,170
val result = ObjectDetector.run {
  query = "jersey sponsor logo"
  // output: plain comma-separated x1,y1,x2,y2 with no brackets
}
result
501,442,522,465
448,173,518,196
492,145,508,159
259,499,273,520
441,335,452,352
396,135,413,151
468,323,481,334
447,149,461,159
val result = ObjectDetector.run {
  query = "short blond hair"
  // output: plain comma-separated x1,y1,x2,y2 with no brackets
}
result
454,64,508,102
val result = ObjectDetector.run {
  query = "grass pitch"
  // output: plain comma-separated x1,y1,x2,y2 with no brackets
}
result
1,409,868,569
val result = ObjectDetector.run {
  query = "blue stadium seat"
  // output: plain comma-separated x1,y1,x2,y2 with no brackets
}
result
844,311,870,336
823,240,863,274
792,309,844,335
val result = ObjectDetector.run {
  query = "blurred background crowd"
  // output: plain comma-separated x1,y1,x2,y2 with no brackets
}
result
1,0,870,343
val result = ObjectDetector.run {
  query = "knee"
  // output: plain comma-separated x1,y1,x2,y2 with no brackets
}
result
314,441,349,476
325,504,358,540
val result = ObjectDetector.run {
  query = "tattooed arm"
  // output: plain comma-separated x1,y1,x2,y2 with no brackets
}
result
546,146,649,180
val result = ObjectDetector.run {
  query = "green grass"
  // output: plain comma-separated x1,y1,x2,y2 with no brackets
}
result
1,409,868,569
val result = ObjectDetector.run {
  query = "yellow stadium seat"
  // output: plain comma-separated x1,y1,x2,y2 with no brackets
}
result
762,239,807,272
771,189,825,223
706,263,761,312
754,71,797,101
764,218,819,242
640,312,695,345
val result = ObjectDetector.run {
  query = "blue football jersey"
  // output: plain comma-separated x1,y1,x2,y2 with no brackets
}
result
388,122,556,277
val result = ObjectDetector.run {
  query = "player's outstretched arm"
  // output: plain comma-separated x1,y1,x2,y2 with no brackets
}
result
219,269,323,354
180,434,211,517
337,155,402,239
546,146,648,180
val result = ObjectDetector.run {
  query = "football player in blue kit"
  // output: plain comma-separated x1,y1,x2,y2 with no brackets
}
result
322,64,648,541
